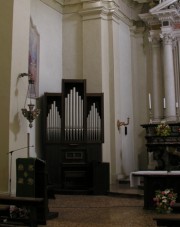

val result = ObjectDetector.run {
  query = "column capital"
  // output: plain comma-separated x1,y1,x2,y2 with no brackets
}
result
148,30,161,45
160,32,175,45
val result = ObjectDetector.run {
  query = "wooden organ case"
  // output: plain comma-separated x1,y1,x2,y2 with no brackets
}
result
42,79,109,194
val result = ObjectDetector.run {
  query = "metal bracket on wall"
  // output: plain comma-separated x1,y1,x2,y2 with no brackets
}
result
117,117,130,135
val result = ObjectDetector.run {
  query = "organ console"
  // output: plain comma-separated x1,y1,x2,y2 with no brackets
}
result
42,79,109,194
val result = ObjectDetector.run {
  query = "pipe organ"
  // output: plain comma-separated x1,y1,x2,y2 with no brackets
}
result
42,79,109,194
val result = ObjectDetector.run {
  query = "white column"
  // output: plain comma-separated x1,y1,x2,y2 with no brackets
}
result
149,30,163,121
161,32,176,121
176,37,180,117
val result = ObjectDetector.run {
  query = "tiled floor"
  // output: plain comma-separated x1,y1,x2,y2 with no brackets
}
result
110,183,143,197
1,183,178,227
43,183,158,227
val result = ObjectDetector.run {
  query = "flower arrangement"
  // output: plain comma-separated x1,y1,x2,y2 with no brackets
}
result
153,189,177,213
156,123,171,136
9,205,29,219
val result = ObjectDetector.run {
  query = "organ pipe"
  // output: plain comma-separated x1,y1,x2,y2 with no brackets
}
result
87,102,101,141
64,87,84,141
47,101,61,141
47,88,102,142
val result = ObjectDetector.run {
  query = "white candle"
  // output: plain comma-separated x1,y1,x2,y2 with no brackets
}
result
148,93,152,109
176,102,179,108
163,98,166,109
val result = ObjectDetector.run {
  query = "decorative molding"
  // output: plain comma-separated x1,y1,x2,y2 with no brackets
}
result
132,0,148,3
149,29,161,44
150,0,177,13
149,0,180,24
129,24,146,35
58,0,80,5
139,12,160,26
139,0,180,31
40,0,63,12
40,0,142,24
79,1,134,26
160,32,175,44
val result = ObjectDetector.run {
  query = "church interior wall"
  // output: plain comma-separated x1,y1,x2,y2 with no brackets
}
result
131,29,149,171
0,0,154,193
0,1,14,194
30,0,63,176
9,0,32,196
62,13,83,80
30,0,63,96
82,19,103,93
117,20,136,177
0,0,63,194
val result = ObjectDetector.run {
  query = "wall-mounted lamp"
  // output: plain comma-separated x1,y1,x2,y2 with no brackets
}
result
19,73,40,128
117,117,130,134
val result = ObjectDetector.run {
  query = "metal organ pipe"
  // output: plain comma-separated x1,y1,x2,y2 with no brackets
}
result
69,89,73,140
75,91,79,140
65,97,67,140
79,96,82,140
47,94,101,142
67,94,70,140
87,103,101,141
52,101,55,140
47,101,61,141
81,99,84,140
64,87,84,141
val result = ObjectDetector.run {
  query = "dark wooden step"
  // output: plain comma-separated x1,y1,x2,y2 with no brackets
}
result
0,206,9,217
154,214,180,227
173,203,180,213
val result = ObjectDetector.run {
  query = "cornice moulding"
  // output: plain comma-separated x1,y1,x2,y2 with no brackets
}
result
55,0,80,5
40,0,63,12
40,0,142,27
151,8,180,24
79,5,132,25
149,0,177,13
174,29,180,36
132,0,148,3
130,25,146,35
139,13,160,25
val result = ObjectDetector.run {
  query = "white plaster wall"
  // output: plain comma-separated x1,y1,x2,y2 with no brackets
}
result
6,0,62,195
83,19,102,92
9,0,31,195
117,20,135,176
101,20,111,164
131,30,148,170
0,1,14,193
31,0,62,95
30,0,62,160
62,13,83,79
105,19,121,183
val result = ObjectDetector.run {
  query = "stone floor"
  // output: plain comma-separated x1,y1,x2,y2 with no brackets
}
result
43,183,158,227
109,183,144,197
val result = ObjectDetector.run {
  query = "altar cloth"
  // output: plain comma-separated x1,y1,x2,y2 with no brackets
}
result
130,171,180,187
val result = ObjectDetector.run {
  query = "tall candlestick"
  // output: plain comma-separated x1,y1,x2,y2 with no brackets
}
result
148,93,152,109
163,98,166,109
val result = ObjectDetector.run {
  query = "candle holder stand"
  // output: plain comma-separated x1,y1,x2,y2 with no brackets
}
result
176,108,179,122
149,109,153,124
